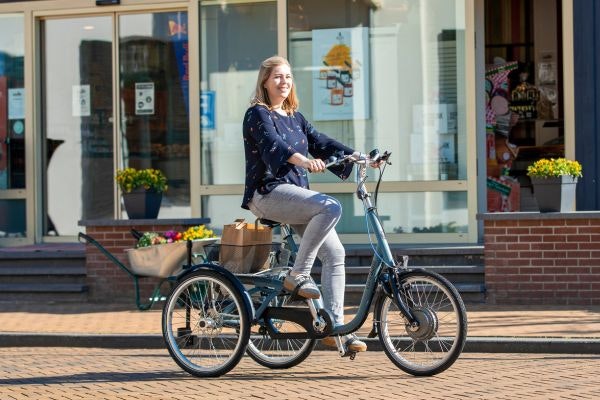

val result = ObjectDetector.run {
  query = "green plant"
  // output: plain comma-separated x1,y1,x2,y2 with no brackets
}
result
115,167,168,193
526,158,582,179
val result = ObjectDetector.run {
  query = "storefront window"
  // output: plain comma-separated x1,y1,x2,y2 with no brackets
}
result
199,1,277,186
484,0,564,213
337,192,468,234
199,1,277,227
42,16,114,236
0,13,25,239
0,14,25,191
288,0,468,236
119,11,190,218
0,199,25,238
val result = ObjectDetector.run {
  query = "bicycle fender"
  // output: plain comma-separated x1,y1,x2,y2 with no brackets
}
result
176,263,255,322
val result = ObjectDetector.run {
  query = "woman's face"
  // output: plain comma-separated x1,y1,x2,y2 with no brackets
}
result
264,64,293,106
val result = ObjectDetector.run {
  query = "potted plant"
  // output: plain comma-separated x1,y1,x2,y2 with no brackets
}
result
527,158,582,212
115,168,168,219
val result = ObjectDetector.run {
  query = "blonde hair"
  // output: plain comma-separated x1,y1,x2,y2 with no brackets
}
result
251,55,299,114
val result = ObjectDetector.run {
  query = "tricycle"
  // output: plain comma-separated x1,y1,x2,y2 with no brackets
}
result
159,150,468,378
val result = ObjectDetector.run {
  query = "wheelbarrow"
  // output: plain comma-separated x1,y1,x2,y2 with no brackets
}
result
78,231,218,311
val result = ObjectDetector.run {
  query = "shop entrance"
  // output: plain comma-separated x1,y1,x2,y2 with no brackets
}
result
484,0,563,212
39,10,190,239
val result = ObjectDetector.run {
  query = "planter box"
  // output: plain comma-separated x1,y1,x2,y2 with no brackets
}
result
531,176,577,212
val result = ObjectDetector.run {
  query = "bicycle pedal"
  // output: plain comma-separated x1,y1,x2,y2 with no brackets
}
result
348,351,357,360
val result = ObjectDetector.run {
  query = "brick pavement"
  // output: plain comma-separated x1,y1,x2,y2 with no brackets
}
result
1,302,600,337
1,348,600,399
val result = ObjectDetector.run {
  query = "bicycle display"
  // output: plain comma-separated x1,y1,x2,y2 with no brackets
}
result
162,150,468,377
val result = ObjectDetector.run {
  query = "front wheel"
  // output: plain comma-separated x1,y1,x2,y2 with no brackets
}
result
375,270,467,376
162,270,250,377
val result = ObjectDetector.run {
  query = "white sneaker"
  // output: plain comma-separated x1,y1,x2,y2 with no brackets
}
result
321,334,367,352
283,273,321,299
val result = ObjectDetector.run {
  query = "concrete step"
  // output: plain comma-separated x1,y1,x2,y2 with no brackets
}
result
313,265,484,284
0,244,88,303
0,265,87,284
0,283,89,302
312,244,486,305
344,244,484,267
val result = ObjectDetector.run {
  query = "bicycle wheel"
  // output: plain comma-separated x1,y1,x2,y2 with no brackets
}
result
375,269,467,376
246,292,316,369
162,270,250,377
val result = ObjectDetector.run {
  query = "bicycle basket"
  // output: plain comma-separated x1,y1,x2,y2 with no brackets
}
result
203,243,275,274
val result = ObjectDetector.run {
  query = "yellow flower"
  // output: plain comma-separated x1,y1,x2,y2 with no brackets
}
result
115,168,168,193
527,158,582,179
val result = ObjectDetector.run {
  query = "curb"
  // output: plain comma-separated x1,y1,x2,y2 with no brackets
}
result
3,333,600,353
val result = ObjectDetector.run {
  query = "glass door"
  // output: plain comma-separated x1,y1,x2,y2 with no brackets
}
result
39,10,190,238
41,16,114,237
118,11,190,218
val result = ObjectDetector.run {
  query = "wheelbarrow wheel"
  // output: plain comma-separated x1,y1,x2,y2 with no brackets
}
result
162,270,250,377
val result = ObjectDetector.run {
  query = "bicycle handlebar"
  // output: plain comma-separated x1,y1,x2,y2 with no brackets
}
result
324,149,392,169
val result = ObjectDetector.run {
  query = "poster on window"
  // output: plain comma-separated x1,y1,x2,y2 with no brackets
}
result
135,82,155,115
71,85,90,117
312,27,370,121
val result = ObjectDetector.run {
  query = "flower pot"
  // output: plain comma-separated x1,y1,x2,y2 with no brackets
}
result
530,176,577,213
123,188,162,219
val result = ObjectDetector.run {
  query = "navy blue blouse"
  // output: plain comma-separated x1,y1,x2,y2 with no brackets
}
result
241,105,354,209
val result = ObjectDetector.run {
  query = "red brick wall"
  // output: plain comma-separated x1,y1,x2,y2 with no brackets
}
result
484,217,600,305
84,224,192,303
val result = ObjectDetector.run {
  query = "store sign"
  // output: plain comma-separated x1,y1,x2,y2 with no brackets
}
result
135,82,155,116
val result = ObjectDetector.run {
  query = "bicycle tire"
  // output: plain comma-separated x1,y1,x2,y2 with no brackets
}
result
375,269,467,376
162,270,250,377
246,293,316,369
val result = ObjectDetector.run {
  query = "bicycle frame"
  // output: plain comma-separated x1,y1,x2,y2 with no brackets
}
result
236,156,419,338
331,159,418,335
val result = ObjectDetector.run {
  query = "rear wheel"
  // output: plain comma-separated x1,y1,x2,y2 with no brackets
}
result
246,293,316,369
375,270,467,376
162,270,250,377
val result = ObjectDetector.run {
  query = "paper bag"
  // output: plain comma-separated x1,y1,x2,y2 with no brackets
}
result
219,219,272,273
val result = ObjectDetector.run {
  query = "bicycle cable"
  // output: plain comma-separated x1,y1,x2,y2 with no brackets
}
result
364,163,389,266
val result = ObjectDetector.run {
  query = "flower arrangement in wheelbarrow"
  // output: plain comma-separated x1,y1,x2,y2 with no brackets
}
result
127,225,218,278
136,225,216,248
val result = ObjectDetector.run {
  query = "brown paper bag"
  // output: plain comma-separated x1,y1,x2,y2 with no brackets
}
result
219,219,272,273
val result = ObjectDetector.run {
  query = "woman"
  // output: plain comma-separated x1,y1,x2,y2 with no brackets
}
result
242,56,376,352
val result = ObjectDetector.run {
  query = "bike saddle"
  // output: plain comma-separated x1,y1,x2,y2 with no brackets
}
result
259,218,281,228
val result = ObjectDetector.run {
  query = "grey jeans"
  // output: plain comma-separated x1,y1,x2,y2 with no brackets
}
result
247,184,346,325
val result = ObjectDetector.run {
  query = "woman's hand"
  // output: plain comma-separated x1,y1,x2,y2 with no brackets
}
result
303,158,327,173
288,153,326,172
